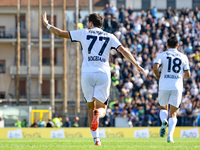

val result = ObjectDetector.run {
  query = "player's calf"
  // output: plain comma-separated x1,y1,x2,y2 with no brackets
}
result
91,109,99,131
160,119,168,137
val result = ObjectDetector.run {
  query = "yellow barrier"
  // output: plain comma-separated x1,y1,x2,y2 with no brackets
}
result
0,127,199,138
31,110,51,125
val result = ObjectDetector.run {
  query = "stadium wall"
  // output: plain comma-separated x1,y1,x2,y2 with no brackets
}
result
111,0,195,9
176,0,192,9
151,0,167,9
126,0,142,10
0,127,199,138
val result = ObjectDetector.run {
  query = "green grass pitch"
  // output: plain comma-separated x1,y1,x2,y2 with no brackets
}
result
0,138,200,150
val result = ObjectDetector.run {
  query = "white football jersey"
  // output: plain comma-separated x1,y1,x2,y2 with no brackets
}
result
154,49,190,91
69,28,121,75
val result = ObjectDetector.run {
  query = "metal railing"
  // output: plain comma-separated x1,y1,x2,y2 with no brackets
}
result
0,28,14,38
10,66,63,76
0,27,61,39
18,94,63,99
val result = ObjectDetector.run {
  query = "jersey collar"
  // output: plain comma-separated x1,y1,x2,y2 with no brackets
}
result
91,27,103,31
168,48,177,51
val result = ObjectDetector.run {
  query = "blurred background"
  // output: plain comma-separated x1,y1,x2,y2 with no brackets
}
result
0,0,200,128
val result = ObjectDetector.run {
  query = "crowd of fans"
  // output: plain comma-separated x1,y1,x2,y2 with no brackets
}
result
14,117,78,128
12,5,200,128
98,4,200,127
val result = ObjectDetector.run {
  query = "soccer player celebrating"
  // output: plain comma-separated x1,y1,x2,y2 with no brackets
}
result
42,12,146,146
153,37,190,143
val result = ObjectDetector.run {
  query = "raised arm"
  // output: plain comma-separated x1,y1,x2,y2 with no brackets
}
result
117,45,146,76
42,12,71,39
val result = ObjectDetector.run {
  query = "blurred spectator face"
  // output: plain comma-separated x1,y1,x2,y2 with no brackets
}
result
74,116,79,121
65,117,69,122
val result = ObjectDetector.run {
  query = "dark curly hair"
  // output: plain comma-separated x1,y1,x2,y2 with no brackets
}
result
88,13,103,28
167,36,178,48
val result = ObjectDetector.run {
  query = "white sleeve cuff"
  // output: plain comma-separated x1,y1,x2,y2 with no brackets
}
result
47,24,52,30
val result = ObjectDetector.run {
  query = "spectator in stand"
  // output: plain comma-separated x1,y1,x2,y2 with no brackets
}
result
31,120,38,128
111,17,118,33
65,117,71,127
194,7,199,20
111,72,119,86
103,14,112,33
113,108,120,117
14,119,21,128
46,119,53,127
151,7,157,19
59,117,63,127
73,116,79,127
166,6,172,19
125,79,133,91
185,43,193,54
22,119,27,127
110,4,117,17
104,4,110,15
127,6,133,16
38,118,46,127
120,109,128,118
119,5,125,23
52,116,61,128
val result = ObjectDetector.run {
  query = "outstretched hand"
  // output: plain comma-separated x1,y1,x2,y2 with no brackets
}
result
136,65,146,77
42,11,49,27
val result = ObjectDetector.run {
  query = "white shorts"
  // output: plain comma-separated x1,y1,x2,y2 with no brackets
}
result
158,90,182,108
81,72,111,104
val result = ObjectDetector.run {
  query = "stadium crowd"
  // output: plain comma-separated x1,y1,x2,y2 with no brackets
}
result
13,117,78,128
98,4,200,127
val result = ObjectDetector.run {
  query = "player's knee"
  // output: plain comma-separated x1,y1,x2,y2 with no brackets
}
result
98,108,106,118
87,102,95,110
170,112,177,118
159,106,167,110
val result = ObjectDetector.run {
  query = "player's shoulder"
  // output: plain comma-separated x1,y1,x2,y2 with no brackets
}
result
178,51,187,57
70,28,86,35
80,28,88,33
176,51,188,60
156,51,165,57
109,33,117,38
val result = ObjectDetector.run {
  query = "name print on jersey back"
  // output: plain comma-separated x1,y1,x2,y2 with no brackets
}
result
154,49,190,91
86,30,109,62
69,28,121,75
